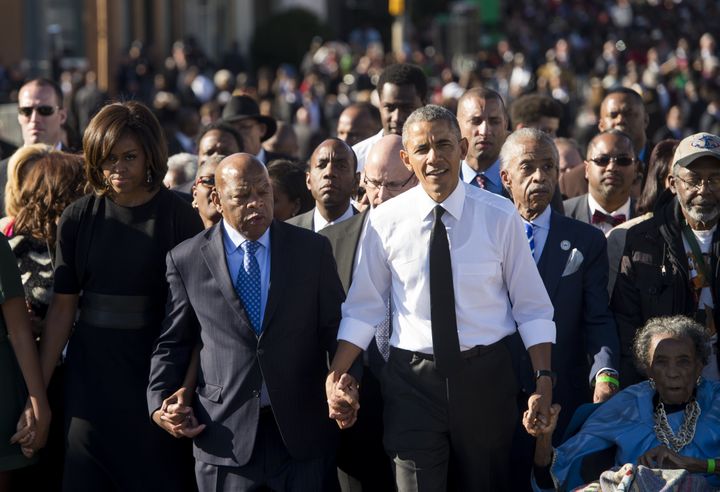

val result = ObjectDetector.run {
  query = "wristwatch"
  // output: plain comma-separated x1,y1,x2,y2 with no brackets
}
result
534,369,557,388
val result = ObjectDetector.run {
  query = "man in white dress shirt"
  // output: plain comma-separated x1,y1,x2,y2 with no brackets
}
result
326,105,556,491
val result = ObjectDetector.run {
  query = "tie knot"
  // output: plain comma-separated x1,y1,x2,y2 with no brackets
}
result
433,205,446,221
242,240,259,256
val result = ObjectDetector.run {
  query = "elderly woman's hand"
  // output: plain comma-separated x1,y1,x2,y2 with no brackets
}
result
638,446,707,473
523,394,560,437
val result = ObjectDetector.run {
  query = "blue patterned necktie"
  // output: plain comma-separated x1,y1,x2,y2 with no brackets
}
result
235,241,262,335
472,173,487,189
524,221,536,261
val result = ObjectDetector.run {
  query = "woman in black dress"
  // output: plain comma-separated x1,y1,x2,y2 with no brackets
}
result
40,101,203,491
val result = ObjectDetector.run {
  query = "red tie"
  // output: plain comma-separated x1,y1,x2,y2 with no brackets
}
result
591,210,626,227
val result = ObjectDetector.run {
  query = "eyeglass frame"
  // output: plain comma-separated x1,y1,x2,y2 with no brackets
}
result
673,172,720,192
587,154,636,167
17,105,61,118
363,172,415,191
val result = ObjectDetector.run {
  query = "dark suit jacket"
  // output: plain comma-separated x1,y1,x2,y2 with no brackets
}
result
563,193,636,224
318,210,367,293
507,211,618,438
147,220,345,467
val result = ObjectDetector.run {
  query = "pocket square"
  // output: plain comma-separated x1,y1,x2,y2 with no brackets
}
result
562,248,584,277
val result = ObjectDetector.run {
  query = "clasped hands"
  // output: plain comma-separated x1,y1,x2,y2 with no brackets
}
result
11,398,50,458
152,387,206,438
325,372,360,429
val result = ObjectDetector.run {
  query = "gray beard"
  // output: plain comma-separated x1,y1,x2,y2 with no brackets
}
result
683,203,720,228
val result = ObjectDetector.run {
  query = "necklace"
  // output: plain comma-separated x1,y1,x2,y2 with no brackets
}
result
653,399,701,453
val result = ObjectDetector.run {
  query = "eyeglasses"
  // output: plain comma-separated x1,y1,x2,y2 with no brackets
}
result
18,105,60,117
195,175,215,187
588,155,636,167
674,173,720,192
363,172,415,191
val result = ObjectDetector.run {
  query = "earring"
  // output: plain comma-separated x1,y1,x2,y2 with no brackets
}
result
191,200,198,209
649,378,656,390
146,168,153,184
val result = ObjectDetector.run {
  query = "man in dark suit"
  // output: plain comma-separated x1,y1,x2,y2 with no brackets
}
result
222,95,287,164
287,138,359,232
320,134,416,492
500,128,619,490
0,78,69,215
148,153,347,491
564,130,639,234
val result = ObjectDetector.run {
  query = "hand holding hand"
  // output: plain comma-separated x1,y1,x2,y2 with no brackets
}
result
152,387,205,438
325,372,360,429
11,405,36,458
523,394,560,438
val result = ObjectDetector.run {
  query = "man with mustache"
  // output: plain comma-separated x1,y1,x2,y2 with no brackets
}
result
500,128,619,491
612,132,720,386
287,139,359,232
563,130,640,234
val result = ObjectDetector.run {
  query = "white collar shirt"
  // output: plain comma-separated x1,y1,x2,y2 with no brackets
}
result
338,181,556,354
313,204,354,232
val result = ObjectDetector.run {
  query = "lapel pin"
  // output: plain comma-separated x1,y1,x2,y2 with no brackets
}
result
560,240,571,251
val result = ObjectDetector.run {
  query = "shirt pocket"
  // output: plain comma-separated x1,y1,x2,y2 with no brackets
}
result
456,261,502,309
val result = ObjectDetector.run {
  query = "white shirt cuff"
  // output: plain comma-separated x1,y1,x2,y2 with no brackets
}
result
337,317,377,350
517,319,556,349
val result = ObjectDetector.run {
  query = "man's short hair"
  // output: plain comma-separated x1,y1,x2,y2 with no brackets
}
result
586,129,636,158
457,87,509,126
377,64,428,104
509,94,562,128
402,105,461,148
499,128,558,171
345,102,381,127
196,121,244,152
20,78,64,108
603,87,645,109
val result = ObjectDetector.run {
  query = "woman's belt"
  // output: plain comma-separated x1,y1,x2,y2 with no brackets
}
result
78,292,161,329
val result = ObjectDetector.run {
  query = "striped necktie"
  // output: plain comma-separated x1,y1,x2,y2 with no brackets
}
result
524,222,536,260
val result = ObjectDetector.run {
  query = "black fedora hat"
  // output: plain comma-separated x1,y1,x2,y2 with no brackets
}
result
222,95,277,141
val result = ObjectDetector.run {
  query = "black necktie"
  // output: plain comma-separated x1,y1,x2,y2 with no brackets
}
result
429,205,463,377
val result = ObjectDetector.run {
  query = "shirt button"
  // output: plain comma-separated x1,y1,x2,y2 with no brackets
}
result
257,349,264,356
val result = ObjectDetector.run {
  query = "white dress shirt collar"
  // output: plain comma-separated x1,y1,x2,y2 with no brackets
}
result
587,193,631,218
527,205,552,230
313,204,354,232
414,180,466,222
221,219,271,254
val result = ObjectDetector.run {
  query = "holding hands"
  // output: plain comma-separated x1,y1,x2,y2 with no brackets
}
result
325,371,360,429
10,397,50,458
152,387,206,438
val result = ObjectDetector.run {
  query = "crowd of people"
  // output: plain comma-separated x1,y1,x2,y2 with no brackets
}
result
1,3,720,491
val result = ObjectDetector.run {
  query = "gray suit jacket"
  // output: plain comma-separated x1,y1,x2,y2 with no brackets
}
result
563,193,636,224
148,220,345,467
286,208,314,230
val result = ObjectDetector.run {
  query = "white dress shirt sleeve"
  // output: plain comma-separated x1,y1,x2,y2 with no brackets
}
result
337,215,390,350
502,211,556,349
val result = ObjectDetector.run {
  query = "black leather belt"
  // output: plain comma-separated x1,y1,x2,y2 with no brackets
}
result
79,292,160,329
391,341,502,361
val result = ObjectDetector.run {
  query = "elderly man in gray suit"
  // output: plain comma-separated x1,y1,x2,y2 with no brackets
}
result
148,153,348,491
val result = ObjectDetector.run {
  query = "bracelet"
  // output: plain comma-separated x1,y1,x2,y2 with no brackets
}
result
708,458,716,474
596,374,620,387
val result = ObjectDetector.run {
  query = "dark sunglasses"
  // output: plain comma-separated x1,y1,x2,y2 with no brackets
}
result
18,105,59,117
195,175,215,187
588,155,635,167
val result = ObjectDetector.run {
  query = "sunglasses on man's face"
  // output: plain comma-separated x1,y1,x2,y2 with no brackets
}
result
588,155,635,167
18,105,59,117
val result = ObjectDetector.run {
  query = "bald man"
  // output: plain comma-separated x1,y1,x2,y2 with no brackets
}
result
319,135,417,492
148,153,347,491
